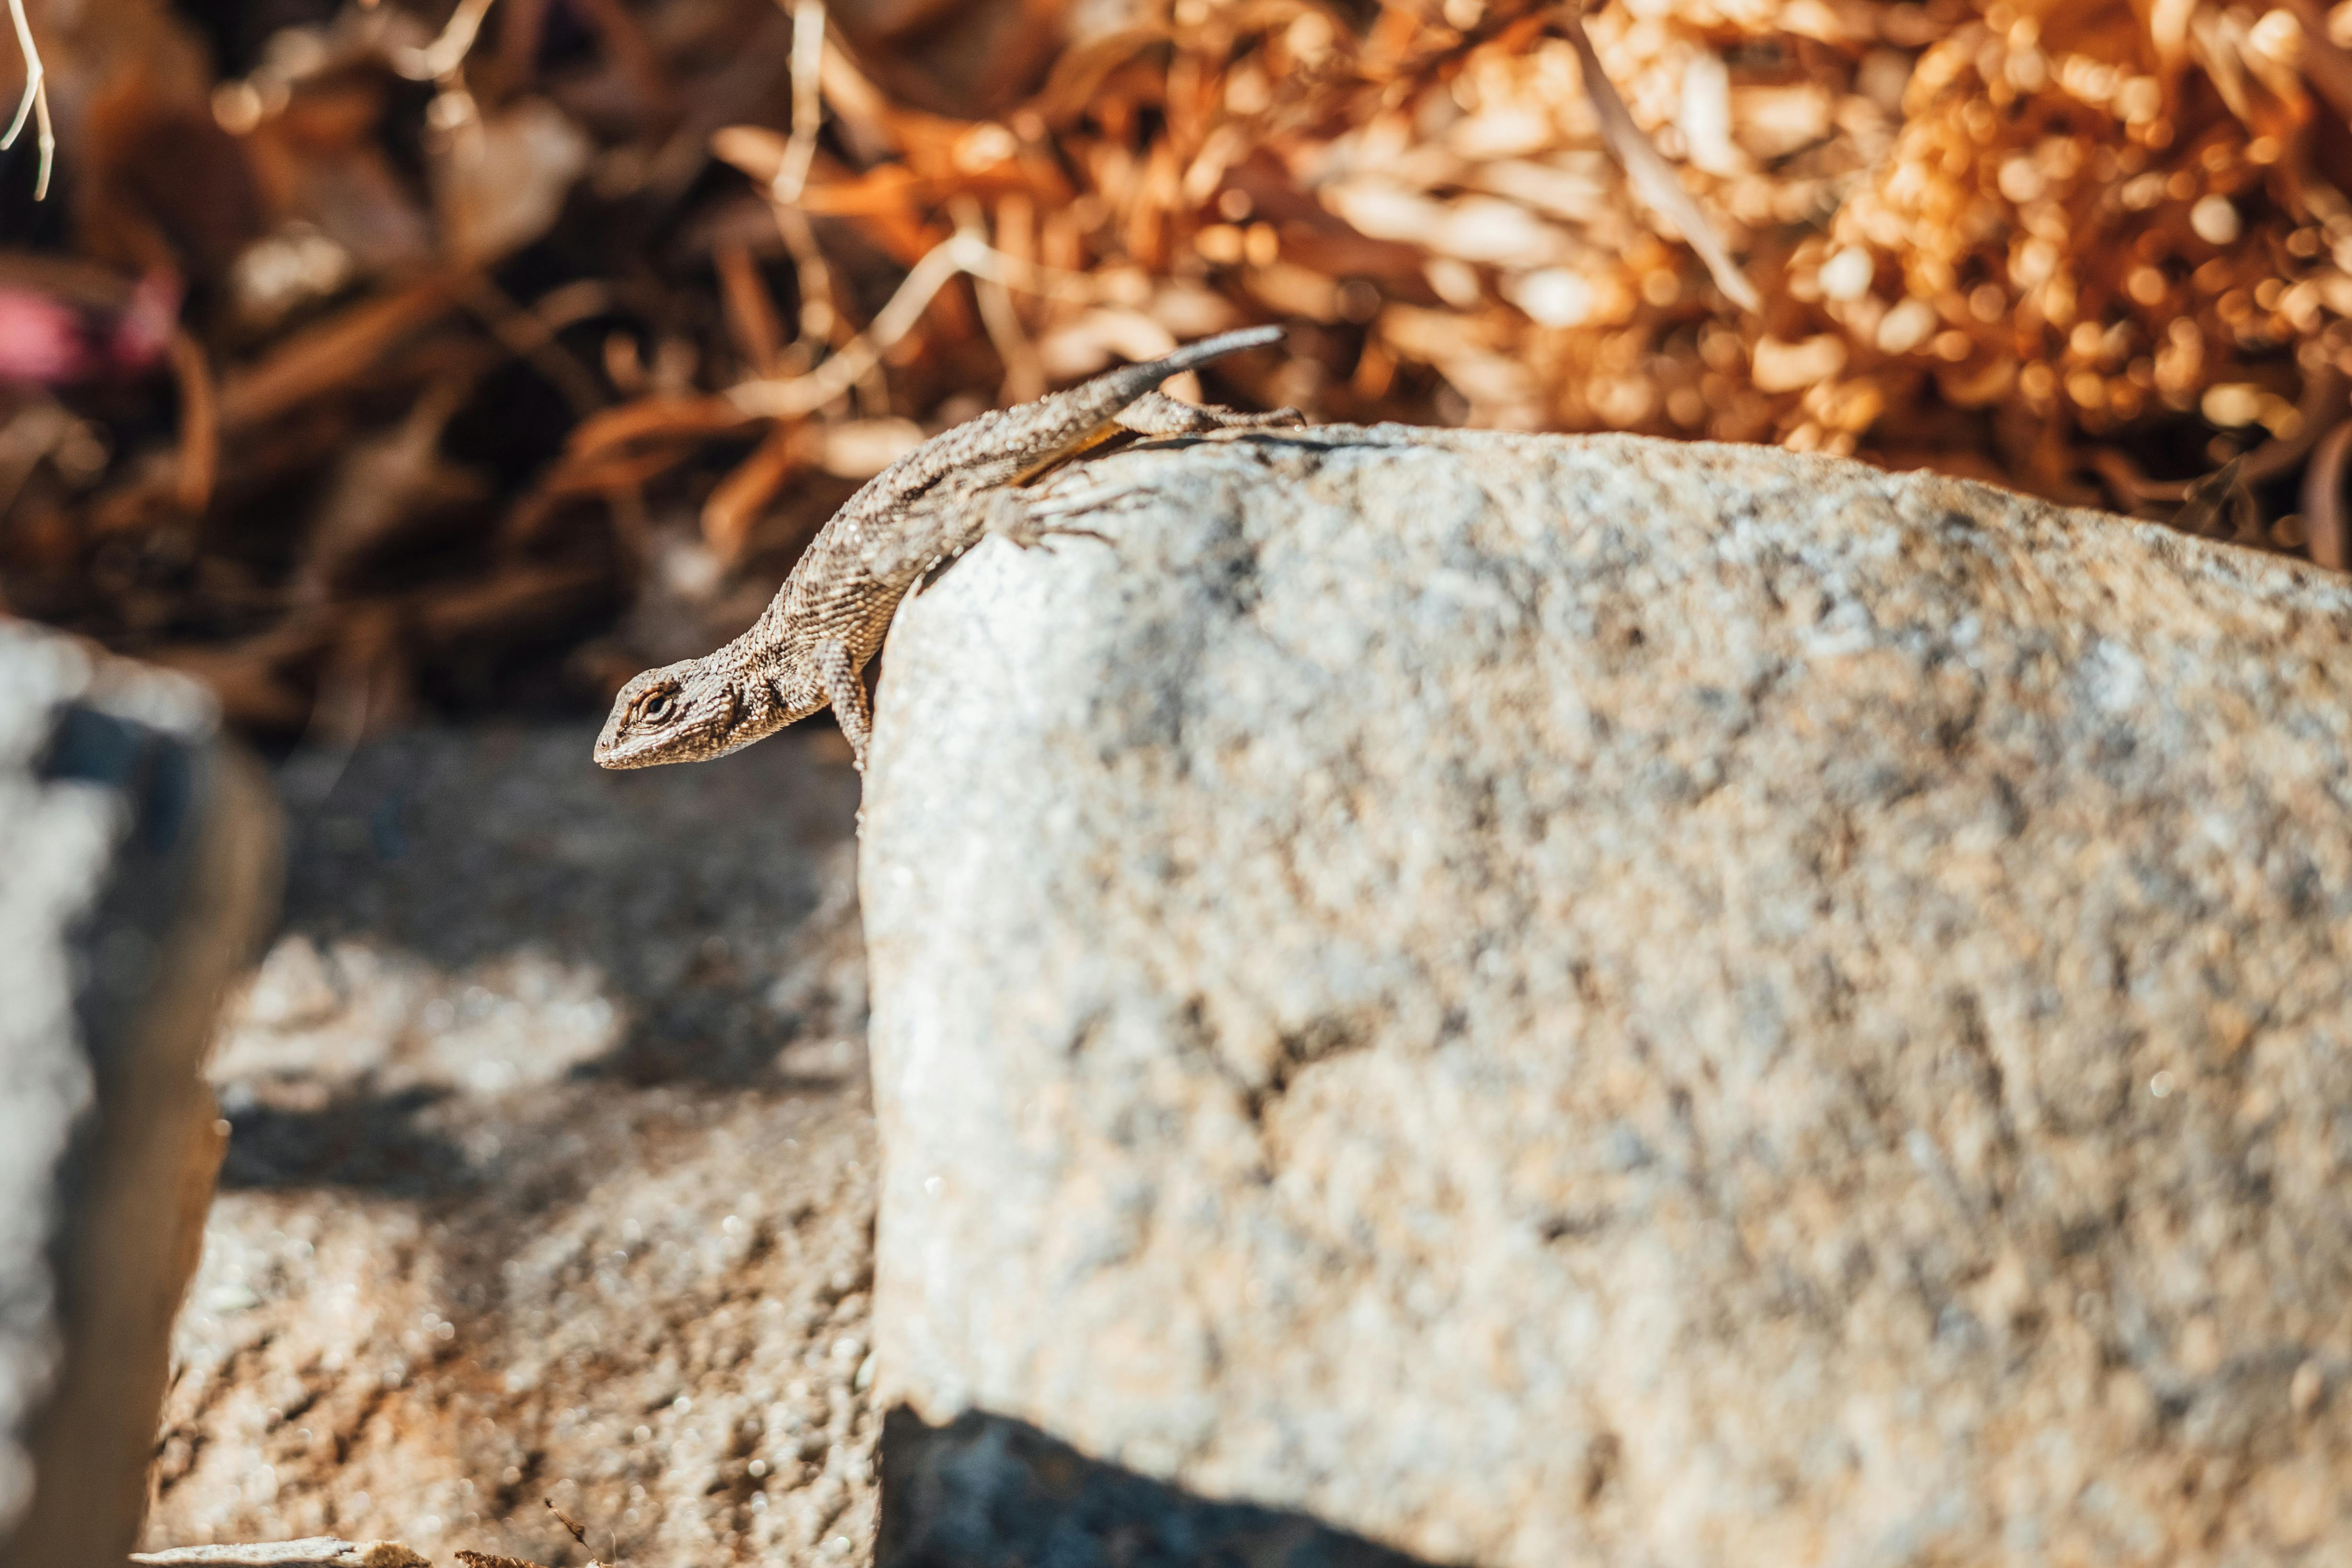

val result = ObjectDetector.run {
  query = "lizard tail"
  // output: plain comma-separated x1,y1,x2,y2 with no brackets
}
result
1143,324,1287,379
1006,324,1290,486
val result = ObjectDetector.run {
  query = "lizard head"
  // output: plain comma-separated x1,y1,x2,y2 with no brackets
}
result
594,659,752,769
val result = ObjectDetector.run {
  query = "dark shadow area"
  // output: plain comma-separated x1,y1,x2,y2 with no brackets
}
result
265,725,865,1091
217,1086,473,1196
878,1407,1439,1568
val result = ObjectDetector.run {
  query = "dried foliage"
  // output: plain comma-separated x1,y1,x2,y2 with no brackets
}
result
2,0,2350,740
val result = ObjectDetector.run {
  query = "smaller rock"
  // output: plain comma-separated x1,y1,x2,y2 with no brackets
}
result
0,620,280,1568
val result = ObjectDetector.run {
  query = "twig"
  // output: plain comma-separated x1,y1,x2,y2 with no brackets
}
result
2300,417,2352,571
715,239,786,376
2284,0,2352,130
952,196,1044,401
770,203,840,349
734,0,1087,406
727,229,1113,417
2085,447,2177,512
701,420,809,558
458,275,607,418
495,0,552,89
545,1499,590,1548
529,278,618,334
955,236,1099,304
563,393,754,458
776,0,825,204
4,0,55,200
2091,367,2348,523
762,0,844,350
2169,454,2252,538
168,330,218,513
1561,5,1758,313
219,273,468,435
729,233,974,416
567,0,674,115
816,44,893,163
395,0,500,80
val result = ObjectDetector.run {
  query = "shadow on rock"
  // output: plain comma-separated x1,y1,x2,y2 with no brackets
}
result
879,1408,1436,1568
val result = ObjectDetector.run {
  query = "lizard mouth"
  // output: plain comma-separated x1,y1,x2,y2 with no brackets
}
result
592,711,671,769
593,717,702,768
592,740,653,769
591,734,651,769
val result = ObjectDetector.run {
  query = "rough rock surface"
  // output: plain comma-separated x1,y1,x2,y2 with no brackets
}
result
0,621,278,1568
863,428,2352,1567
145,725,878,1568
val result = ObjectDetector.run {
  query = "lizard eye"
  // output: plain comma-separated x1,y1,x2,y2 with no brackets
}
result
639,691,677,724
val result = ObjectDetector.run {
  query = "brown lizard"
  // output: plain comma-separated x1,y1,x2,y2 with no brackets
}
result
594,325,1299,771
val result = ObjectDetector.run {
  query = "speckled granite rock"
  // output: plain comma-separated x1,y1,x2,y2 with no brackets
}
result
145,725,879,1568
0,620,278,1568
862,428,2352,1568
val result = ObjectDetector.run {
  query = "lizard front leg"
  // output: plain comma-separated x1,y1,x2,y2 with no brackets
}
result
858,489,999,588
972,484,1108,551
861,489,1107,588
814,637,872,769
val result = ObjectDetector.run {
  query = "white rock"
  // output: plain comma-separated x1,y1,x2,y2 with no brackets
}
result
865,428,2352,1566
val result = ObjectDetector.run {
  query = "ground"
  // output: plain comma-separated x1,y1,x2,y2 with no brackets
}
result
144,723,878,1568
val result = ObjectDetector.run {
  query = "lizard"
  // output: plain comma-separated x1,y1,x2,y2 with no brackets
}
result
594,324,1300,772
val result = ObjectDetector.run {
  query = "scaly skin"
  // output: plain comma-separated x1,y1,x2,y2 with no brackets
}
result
594,326,1299,771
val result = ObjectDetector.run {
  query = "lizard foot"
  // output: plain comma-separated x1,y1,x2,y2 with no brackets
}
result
815,638,871,771
1114,390,1306,437
978,487,1115,553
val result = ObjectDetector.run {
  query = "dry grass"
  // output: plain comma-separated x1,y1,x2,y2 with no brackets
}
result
3,0,2348,738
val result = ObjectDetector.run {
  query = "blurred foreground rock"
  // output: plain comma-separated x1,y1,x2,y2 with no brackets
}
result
133,1539,429,1567
144,726,875,1568
0,622,278,1568
865,428,2352,1567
